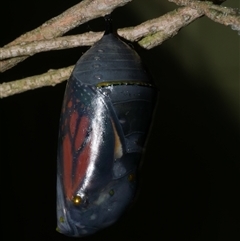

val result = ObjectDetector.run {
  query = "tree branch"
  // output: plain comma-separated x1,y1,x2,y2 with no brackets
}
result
170,0,240,31
0,66,74,98
1,1,238,62
0,32,103,60
118,6,203,49
0,6,202,59
1,0,239,99
0,0,132,72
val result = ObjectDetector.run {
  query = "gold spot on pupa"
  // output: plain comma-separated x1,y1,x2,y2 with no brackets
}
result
59,216,65,223
128,173,135,182
72,195,82,205
109,189,114,196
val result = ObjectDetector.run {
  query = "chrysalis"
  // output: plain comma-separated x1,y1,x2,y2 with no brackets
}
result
56,16,157,237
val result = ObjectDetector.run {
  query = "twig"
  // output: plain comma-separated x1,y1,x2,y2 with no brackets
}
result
0,7,202,60
0,32,103,60
0,66,74,98
1,1,238,61
1,0,239,68
118,7,203,49
169,0,240,29
0,0,132,72
0,7,202,59
1,0,239,98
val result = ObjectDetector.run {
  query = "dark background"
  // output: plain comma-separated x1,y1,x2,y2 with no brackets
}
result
1,0,239,240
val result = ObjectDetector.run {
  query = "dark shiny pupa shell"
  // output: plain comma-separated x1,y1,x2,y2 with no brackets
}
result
56,30,157,237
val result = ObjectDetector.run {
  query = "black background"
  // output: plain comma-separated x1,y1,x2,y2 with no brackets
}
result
1,1,239,240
